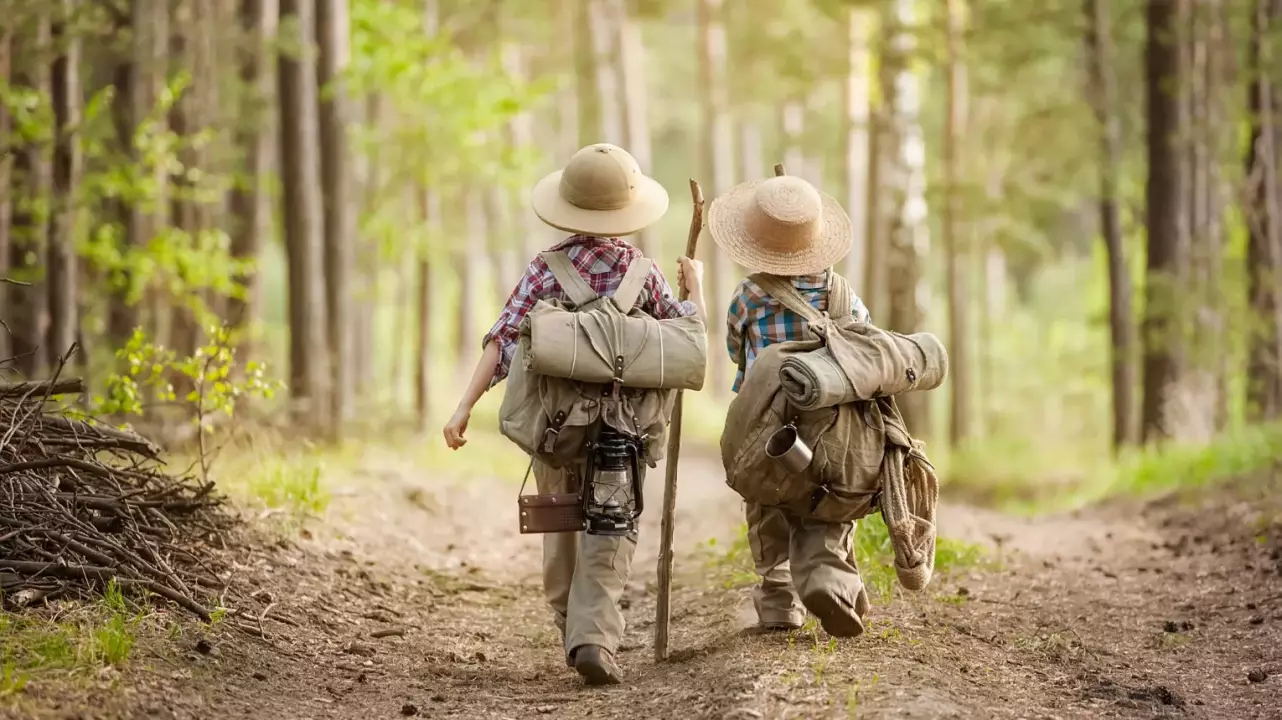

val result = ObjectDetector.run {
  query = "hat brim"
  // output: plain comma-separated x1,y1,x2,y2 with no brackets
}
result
707,179,853,276
531,170,669,237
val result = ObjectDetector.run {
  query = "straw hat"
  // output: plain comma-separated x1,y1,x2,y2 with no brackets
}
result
707,175,852,275
531,143,669,237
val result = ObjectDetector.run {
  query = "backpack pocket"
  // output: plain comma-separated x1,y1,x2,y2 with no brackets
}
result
726,393,839,508
810,401,886,523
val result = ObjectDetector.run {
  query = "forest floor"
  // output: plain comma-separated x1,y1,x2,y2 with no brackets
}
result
3,446,1281,720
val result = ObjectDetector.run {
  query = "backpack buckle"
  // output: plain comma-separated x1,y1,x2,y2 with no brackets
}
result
540,411,568,454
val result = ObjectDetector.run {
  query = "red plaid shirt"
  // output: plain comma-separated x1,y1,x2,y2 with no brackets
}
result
484,235,695,387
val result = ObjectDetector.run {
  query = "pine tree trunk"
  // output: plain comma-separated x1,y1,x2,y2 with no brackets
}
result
48,0,81,368
843,7,873,285
353,91,384,400
317,0,354,433
167,0,204,369
227,0,279,353
698,0,733,394
279,0,331,425
573,0,600,147
0,30,10,364
587,0,623,144
882,0,932,433
455,188,484,374
1141,0,1188,443
1246,0,1282,421
614,0,653,254
416,189,440,431
9,13,53,378
1085,0,1138,450
863,51,889,318
500,42,541,261
944,0,971,447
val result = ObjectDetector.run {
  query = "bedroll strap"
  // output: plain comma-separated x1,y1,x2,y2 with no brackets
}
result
542,251,599,306
612,258,653,313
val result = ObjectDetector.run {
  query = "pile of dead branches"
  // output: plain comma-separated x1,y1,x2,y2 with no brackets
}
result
0,378,237,621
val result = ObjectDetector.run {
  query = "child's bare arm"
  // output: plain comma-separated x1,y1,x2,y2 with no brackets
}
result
442,342,501,450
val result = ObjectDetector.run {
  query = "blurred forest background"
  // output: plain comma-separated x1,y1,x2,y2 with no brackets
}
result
1,0,1280,500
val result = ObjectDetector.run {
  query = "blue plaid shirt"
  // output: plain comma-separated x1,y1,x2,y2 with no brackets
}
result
725,274,872,392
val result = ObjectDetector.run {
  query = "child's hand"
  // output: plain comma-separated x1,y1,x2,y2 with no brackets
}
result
442,407,471,449
677,256,704,299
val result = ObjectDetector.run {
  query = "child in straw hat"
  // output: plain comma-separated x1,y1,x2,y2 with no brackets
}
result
709,174,873,636
442,143,705,685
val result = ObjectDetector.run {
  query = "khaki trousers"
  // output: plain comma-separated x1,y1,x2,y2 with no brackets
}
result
534,461,637,660
745,502,871,633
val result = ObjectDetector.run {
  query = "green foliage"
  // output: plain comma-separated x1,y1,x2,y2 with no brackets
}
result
0,582,142,695
75,74,250,322
345,0,551,261
701,513,985,604
91,325,281,432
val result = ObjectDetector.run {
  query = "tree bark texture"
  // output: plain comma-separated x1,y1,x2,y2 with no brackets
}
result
0,29,13,360
278,0,331,424
1141,0,1188,444
616,0,652,254
882,0,932,433
587,0,623,144
226,0,279,352
1246,0,1282,420
1085,0,1138,450
317,0,354,431
8,12,53,378
698,0,733,394
944,0,971,447
843,7,873,285
48,0,81,367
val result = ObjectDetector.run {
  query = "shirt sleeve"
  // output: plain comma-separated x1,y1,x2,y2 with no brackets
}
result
725,279,751,364
641,263,696,319
482,259,546,387
851,294,872,323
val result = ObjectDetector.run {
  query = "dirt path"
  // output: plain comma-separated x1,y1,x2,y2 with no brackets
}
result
12,451,1280,720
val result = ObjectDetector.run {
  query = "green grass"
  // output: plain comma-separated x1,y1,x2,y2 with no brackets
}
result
700,512,986,604
0,582,141,698
942,421,1282,514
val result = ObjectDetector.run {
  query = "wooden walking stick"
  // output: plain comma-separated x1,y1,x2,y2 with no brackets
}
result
654,178,704,662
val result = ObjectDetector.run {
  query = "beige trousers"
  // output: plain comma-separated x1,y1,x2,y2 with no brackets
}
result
534,461,637,660
745,502,871,634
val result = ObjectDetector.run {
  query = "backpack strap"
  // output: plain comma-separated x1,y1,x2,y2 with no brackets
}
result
751,271,853,323
612,258,653,313
542,251,598,306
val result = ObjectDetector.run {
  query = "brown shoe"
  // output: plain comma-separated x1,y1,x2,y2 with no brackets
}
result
573,644,623,686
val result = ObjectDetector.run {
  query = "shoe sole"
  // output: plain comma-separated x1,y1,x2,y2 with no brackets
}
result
759,621,803,632
802,591,865,638
575,655,623,686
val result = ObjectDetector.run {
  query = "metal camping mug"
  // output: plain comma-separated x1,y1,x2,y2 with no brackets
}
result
765,423,813,473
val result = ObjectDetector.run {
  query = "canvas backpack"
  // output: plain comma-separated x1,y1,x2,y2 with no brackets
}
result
721,271,943,590
499,251,700,470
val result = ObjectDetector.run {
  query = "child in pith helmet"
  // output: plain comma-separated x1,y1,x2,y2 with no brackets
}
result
710,174,874,636
443,143,706,684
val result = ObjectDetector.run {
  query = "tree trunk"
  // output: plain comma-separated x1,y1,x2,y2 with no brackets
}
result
1141,0,1188,444
0,29,11,361
416,189,440,432
843,7,873,285
455,188,484,374
944,0,971,447
863,22,889,319
1085,0,1138,450
616,0,652,253
1245,0,1282,421
882,0,932,433
353,91,384,400
139,0,171,345
9,12,53,378
47,0,81,368
279,0,331,425
226,0,279,353
587,0,623,144
317,0,354,433
698,0,733,394
167,0,203,371
573,0,600,147
500,41,541,262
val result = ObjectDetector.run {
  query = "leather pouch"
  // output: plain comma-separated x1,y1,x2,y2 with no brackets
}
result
517,462,585,534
